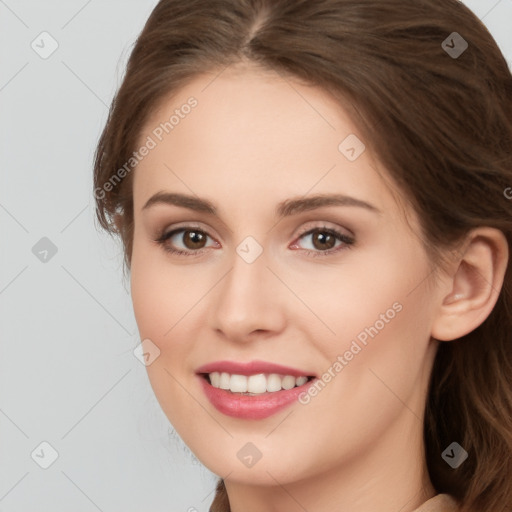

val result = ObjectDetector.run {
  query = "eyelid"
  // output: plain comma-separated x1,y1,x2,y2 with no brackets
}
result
290,224,355,256
155,222,220,248
157,221,216,240
294,220,353,238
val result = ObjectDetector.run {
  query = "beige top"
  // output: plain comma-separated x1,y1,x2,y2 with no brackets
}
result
413,494,459,512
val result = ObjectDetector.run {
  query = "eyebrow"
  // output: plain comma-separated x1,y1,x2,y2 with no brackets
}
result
142,191,381,217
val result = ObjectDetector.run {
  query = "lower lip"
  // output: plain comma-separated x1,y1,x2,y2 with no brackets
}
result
198,375,316,420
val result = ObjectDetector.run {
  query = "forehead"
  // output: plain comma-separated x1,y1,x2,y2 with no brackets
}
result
132,64,407,225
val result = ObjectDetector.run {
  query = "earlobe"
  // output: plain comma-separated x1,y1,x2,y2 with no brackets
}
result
431,227,509,342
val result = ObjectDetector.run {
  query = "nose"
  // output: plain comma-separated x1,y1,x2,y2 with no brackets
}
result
208,246,287,343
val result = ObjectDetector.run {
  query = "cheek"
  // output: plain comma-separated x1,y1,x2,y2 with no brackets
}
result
314,239,433,391
130,237,185,336
130,247,195,419
130,240,209,372
130,266,168,341
314,263,435,436
319,246,426,345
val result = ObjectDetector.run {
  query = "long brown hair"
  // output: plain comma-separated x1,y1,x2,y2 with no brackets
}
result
93,1,512,510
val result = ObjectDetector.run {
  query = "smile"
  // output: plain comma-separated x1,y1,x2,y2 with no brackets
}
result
195,360,317,419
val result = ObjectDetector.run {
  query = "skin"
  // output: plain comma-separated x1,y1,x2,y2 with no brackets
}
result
128,62,508,512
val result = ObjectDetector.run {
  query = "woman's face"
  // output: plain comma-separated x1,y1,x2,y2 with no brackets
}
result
130,64,442,488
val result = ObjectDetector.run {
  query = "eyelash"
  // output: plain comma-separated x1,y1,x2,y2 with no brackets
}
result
154,224,355,258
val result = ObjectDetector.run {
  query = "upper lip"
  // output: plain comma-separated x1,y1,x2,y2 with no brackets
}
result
195,360,316,377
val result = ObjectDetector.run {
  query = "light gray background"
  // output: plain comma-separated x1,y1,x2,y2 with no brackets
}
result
1,1,511,511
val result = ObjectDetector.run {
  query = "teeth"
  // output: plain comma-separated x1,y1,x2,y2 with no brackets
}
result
248,374,267,393
207,372,310,394
219,372,230,390
295,376,308,386
230,374,247,392
210,372,221,388
267,373,282,392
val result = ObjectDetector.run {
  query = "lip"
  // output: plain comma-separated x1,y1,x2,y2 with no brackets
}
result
195,360,317,420
195,359,315,377
197,375,317,419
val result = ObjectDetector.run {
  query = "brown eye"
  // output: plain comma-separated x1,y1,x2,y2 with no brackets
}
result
311,231,337,250
181,230,207,249
292,226,355,257
155,226,217,256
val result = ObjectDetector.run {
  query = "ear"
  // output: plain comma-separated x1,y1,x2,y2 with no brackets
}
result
431,227,509,341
